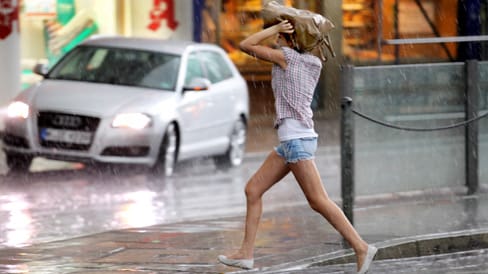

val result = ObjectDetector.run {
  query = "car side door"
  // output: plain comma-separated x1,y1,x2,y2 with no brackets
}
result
178,51,214,157
198,50,236,145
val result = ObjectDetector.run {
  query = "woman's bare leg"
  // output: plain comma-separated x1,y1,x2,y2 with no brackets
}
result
289,159,369,271
228,150,290,259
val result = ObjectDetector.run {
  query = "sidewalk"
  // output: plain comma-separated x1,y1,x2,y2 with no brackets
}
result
0,187,487,273
1,116,488,273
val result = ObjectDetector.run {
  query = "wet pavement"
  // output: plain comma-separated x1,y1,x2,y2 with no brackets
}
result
0,114,342,250
0,186,487,273
271,249,488,274
1,115,488,273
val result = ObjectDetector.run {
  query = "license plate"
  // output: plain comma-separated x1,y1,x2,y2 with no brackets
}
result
40,128,92,145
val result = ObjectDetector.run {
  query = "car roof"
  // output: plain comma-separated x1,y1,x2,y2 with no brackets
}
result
80,36,216,55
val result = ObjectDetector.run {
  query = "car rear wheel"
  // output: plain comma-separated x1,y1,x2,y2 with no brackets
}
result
214,118,247,169
152,123,178,177
5,152,33,173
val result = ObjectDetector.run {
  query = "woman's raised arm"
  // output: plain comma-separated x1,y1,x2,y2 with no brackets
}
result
239,20,294,69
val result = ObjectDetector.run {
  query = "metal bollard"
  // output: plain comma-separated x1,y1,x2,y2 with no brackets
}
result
465,60,479,195
341,96,354,225
340,65,355,225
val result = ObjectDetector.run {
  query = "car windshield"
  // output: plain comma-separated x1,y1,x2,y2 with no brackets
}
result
48,46,181,91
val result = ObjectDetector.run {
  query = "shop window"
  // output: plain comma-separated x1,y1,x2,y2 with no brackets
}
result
385,0,458,63
201,0,321,80
345,0,459,64
343,0,381,63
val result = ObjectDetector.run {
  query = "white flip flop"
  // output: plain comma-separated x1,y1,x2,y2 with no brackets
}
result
218,255,254,270
358,245,378,274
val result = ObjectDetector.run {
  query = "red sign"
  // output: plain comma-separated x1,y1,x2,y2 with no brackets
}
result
147,0,179,32
0,0,19,40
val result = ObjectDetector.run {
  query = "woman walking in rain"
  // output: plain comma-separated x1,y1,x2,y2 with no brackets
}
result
217,14,377,274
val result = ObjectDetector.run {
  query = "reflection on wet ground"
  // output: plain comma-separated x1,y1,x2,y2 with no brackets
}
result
1,193,488,273
0,116,340,249
0,154,313,249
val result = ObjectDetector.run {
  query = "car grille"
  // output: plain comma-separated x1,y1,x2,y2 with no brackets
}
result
101,146,150,157
2,133,30,148
37,112,100,151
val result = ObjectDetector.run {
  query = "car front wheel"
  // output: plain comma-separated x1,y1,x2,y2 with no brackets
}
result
214,118,247,169
152,123,178,177
5,152,33,173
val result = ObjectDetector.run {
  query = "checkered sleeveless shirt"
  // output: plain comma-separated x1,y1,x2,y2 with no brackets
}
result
271,47,322,128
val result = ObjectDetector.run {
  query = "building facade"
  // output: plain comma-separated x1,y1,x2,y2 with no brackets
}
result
1,0,486,115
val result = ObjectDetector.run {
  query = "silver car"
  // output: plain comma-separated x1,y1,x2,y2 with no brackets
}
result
2,37,249,176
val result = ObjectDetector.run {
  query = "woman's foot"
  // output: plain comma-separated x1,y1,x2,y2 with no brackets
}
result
217,250,254,270
217,255,254,270
357,245,378,274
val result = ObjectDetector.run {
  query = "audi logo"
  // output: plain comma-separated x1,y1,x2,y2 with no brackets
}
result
51,115,82,128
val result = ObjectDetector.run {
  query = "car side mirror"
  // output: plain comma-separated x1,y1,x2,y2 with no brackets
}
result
183,77,211,92
33,63,49,77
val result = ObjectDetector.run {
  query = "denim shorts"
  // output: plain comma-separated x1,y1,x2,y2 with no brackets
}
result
275,137,318,164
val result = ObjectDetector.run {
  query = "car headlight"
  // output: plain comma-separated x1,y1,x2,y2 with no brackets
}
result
7,101,30,119
112,113,152,129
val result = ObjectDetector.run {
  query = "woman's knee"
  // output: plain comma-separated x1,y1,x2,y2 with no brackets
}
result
307,198,321,213
245,179,263,202
307,195,330,213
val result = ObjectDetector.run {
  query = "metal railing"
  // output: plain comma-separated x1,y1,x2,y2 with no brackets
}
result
384,35,488,45
340,60,488,224
381,36,488,63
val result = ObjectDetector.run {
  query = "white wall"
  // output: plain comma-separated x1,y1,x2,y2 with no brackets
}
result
21,0,196,61
128,0,193,40
19,17,46,60
171,0,193,40
75,0,195,39
0,22,21,106
20,0,117,62
75,0,117,35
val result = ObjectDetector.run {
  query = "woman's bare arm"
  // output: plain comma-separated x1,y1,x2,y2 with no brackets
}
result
239,20,294,69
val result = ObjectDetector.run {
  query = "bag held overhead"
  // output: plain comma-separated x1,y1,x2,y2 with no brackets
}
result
261,0,336,62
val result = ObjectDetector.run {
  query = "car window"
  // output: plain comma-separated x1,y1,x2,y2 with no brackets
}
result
185,53,205,85
49,46,181,91
54,47,98,77
199,51,233,84
140,56,180,90
87,49,109,70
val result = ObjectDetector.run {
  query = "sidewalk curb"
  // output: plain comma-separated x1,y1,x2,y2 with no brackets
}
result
226,189,488,274
354,184,488,208
240,228,488,274
0,188,486,273
313,228,488,266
